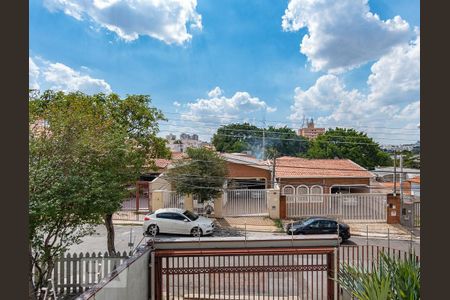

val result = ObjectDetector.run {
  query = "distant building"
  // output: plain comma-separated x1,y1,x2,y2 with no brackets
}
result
166,133,211,153
298,118,325,140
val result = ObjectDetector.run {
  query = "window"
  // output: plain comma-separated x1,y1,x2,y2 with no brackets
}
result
156,212,172,219
296,185,309,194
172,213,187,221
310,185,324,202
282,185,295,196
295,185,309,202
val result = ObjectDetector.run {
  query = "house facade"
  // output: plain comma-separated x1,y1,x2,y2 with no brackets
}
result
275,157,374,196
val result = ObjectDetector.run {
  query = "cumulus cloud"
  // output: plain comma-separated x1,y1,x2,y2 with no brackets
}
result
29,57,112,94
289,33,420,143
43,0,202,44
173,101,181,107
367,36,420,106
182,87,276,124
282,0,414,73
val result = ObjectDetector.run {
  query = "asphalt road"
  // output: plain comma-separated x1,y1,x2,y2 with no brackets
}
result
69,225,420,255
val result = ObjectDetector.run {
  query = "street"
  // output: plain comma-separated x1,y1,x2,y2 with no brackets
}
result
69,225,420,255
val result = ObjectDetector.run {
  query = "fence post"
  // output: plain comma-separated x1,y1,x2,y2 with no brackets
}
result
152,190,165,211
267,188,280,219
184,194,194,211
327,250,336,300
214,193,224,218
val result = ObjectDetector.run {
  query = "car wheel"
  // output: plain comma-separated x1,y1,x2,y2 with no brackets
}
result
147,224,159,236
191,227,203,237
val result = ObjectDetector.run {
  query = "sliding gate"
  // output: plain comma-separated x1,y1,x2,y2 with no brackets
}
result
153,247,336,300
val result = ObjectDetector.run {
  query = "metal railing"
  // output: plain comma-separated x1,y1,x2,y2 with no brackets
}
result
287,193,387,222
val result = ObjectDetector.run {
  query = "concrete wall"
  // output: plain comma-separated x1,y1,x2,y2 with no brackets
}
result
78,248,150,300
267,188,280,219
151,190,165,211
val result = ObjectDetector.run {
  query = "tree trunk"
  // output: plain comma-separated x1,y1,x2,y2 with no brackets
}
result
105,214,116,254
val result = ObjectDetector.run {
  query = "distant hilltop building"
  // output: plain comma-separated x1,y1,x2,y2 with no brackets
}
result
166,133,210,153
298,118,325,140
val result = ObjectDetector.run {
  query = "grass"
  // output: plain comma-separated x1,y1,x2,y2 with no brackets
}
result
274,219,284,230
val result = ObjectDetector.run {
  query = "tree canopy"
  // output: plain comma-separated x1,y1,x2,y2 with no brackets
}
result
164,147,228,202
212,123,309,158
29,90,169,297
306,128,392,169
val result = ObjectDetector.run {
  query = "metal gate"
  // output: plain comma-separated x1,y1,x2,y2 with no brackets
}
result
163,191,184,209
223,189,268,217
153,247,335,300
413,201,420,227
287,193,387,222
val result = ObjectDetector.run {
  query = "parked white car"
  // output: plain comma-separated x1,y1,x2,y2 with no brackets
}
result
143,208,215,236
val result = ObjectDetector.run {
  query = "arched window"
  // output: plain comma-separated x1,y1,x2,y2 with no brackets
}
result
296,185,309,194
310,185,323,202
282,185,295,196
296,185,309,202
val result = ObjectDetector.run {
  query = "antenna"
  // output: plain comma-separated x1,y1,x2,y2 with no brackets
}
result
301,115,305,128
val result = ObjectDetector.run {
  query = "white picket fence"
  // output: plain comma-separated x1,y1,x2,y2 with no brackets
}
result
163,191,185,209
286,193,387,222
33,251,132,297
223,189,268,217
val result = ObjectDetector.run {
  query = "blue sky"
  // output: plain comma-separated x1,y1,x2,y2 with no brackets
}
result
29,0,420,144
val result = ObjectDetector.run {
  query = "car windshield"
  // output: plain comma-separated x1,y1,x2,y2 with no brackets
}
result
183,210,199,221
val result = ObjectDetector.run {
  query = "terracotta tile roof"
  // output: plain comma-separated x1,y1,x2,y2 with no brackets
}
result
171,152,186,160
154,159,171,169
408,176,420,184
375,182,411,195
275,156,374,178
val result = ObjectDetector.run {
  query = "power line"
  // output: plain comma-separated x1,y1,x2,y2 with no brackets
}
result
160,110,420,132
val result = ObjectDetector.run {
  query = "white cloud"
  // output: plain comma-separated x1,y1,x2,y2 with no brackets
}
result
182,88,275,123
169,87,276,140
289,26,420,144
207,86,223,98
282,0,414,73
43,0,202,44
367,36,420,106
29,57,112,94
173,101,181,107
29,57,40,90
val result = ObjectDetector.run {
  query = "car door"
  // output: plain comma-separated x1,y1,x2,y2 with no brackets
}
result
305,220,321,234
155,212,171,233
320,220,338,234
171,212,191,235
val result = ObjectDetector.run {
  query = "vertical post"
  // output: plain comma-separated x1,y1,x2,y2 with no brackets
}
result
400,153,404,203
272,156,277,188
393,149,397,196
150,251,155,300
327,251,335,300
136,182,140,211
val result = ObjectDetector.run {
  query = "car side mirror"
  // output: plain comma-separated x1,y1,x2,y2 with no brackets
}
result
184,219,189,222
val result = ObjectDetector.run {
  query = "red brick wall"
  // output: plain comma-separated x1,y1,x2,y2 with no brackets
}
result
279,177,370,193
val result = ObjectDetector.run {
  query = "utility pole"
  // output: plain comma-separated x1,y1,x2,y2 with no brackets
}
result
393,148,397,196
262,116,266,160
272,155,277,188
400,151,404,202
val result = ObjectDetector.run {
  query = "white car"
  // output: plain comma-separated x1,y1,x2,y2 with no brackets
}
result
143,208,215,236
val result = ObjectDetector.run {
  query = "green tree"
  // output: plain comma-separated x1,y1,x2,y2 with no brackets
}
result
212,123,261,153
306,128,392,169
212,123,309,158
29,91,169,298
265,126,309,157
164,148,228,202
